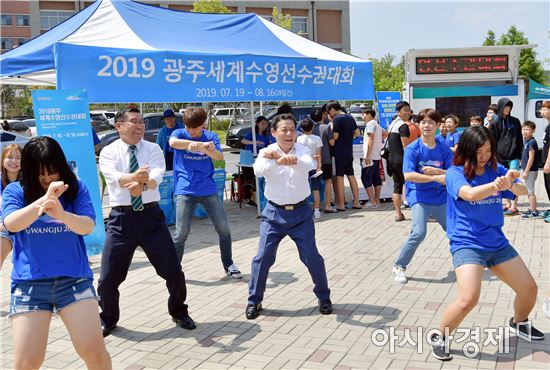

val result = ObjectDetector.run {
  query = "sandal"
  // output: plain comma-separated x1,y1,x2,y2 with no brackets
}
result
395,215,406,222
323,208,337,213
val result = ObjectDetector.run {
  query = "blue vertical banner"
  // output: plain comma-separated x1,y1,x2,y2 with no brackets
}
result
376,91,401,130
32,89,105,255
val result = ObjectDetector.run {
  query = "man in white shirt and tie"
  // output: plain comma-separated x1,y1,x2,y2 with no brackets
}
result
98,107,195,337
246,113,332,319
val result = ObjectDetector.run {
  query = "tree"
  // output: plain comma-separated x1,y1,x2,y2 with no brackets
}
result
483,26,547,83
1,85,16,117
271,6,292,31
371,54,405,92
192,0,231,14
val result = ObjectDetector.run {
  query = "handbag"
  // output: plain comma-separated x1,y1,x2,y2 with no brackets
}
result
380,118,398,160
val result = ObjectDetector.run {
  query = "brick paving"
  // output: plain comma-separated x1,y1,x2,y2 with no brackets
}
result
1,176,549,369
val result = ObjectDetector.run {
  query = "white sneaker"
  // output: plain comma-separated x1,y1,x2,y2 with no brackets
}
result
314,209,322,219
392,266,407,284
544,297,550,319
225,264,243,279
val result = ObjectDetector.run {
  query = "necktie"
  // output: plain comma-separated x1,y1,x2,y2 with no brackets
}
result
129,145,144,211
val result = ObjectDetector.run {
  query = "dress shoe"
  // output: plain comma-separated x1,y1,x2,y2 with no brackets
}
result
101,322,117,338
245,303,262,319
172,316,196,330
318,299,333,315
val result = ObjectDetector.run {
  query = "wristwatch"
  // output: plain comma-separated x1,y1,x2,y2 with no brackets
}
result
143,183,148,191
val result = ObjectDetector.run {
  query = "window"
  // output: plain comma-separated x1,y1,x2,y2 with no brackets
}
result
535,101,543,119
1,38,14,50
17,38,28,46
40,11,74,30
291,17,308,37
16,15,30,26
1,15,12,26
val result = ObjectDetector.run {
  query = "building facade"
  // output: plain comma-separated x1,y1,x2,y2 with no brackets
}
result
1,0,350,53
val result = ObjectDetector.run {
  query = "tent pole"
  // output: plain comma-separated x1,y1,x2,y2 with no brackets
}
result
251,101,261,217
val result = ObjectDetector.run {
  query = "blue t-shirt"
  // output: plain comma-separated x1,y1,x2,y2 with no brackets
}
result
171,128,221,196
444,131,461,149
521,137,539,172
2,180,95,285
403,138,453,207
243,132,270,152
446,164,516,252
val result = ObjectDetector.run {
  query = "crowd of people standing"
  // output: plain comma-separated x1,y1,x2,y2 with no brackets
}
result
0,98,549,367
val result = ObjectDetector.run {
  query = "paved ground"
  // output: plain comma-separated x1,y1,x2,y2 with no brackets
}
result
1,175,549,370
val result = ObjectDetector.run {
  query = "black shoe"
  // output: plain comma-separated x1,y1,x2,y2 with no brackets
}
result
509,317,544,341
173,316,196,330
246,199,257,208
245,303,262,319
430,333,452,361
318,299,333,315
101,321,117,338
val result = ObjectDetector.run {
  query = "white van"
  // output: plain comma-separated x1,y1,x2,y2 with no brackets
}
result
90,110,116,127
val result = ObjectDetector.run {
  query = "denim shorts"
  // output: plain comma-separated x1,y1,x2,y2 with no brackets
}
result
9,276,97,317
451,244,519,269
0,230,13,245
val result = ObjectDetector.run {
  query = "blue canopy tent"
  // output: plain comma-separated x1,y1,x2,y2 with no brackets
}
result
1,0,374,215
0,0,374,102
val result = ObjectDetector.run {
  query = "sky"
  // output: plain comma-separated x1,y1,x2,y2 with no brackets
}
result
350,1,549,68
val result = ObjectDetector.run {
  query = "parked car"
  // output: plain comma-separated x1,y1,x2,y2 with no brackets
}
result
23,119,37,137
212,107,250,125
90,114,111,132
96,112,184,153
90,110,116,128
348,106,365,129
1,129,31,150
225,105,322,149
7,120,31,137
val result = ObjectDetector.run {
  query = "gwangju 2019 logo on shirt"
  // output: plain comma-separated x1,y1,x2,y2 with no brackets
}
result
183,151,209,160
24,215,72,234
469,196,501,206
419,160,443,168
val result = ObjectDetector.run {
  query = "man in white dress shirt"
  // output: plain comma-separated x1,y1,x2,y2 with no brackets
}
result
245,114,332,319
98,107,195,337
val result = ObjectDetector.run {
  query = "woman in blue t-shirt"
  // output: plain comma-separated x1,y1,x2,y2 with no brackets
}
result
430,126,543,361
443,114,461,153
240,116,270,207
241,115,270,152
0,144,22,269
2,137,111,369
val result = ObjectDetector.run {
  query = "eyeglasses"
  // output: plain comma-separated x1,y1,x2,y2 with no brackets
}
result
122,119,145,126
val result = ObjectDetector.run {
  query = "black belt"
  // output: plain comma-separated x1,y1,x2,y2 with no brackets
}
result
113,201,158,212
268,199,308,211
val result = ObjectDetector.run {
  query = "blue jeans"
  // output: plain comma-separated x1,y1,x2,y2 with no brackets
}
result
451,244,518,269
10,277,97,317
173,193,233,268
395,202,446,269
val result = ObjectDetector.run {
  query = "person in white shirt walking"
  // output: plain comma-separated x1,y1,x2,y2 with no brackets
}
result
296,118,323,219
98,107,195,337
245,114,332,319
361,109,385,208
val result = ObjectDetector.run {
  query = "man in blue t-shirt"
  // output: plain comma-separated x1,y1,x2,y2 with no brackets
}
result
327,101,362,210
393,109,453,284
169,107,242,279
156,109,183,171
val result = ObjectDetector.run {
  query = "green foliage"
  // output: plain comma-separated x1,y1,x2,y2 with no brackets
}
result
271,6,292,31
483,26,547,83
0,85,15,118
192,0,231,14
371,54,405,92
